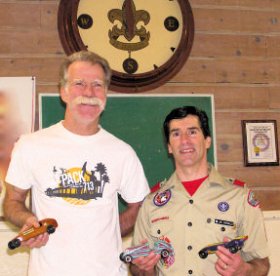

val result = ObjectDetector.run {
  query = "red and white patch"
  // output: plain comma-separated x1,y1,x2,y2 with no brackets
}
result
247,190,260,207
153,189,171,207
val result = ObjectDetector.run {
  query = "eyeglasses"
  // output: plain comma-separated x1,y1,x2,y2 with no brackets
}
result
68,79,106,90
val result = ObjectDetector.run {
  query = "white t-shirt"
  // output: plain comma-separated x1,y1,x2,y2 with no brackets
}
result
6,122,150,276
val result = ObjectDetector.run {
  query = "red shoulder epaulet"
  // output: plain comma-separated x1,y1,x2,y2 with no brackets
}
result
233,179,245,187
150,182,161,193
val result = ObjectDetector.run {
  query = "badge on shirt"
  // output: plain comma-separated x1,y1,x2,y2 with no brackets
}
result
217,201,229,212
214,219,234,226
153,189,171,207
247,190,260,207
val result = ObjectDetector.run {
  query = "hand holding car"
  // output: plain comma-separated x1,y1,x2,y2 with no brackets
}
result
8,217,58,250
215,238,249,276
132,251,161,274
121,240,174,274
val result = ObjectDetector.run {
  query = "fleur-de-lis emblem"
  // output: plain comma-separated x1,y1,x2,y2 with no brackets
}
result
108,0,150,52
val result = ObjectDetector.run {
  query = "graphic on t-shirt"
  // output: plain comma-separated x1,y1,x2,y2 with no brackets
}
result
45,161,109,204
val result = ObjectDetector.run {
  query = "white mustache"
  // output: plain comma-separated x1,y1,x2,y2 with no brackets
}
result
73,96,105,110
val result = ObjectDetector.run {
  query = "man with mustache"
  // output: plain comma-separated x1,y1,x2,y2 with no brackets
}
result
130,106,270,275
3,51,150,276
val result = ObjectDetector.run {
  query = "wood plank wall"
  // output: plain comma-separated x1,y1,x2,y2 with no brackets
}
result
0,0,280,210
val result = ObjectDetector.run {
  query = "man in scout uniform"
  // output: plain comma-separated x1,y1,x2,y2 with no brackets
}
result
130,106,270,275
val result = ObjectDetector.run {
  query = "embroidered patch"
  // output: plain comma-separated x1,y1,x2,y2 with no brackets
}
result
153,189,171,207
247,190,260,207
217,201,229,212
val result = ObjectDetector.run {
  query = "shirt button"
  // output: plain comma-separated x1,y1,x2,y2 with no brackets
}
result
187,222,192,227
188,269,193,274
187,245,192,251
221,227,226,232
189,199,194,204
207,218,211,223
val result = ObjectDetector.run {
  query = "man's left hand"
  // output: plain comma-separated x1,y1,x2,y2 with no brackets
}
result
215,238,248,276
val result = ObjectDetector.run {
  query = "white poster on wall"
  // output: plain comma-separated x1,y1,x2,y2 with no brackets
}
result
0,77,35,222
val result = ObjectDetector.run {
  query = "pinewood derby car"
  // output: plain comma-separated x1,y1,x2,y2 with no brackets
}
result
120,240,174,263
198,235,248,259
8,218,58,250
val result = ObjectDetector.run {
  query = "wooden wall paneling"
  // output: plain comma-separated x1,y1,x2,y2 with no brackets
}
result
216,111,280,134
40,1,60,30
172,59,217,83
240,10,280,33
269,87,280,108
193,8,241,33
218,163,280,189
0,3,41,29
190,0,280,9
217,134,243,162
267,36,280,57
0,30,62,54
192,33,267,58
0,57,63,81
193,7,280,33
254,190,280,210
215,58,279,83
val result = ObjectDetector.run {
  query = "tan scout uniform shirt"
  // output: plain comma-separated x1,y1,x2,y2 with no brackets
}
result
132,164,269,276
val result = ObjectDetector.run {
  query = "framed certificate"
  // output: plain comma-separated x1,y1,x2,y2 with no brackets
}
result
242,120,279,166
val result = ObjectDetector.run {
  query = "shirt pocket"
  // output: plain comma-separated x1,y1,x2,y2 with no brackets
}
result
150,219,174,239
204,215,238,240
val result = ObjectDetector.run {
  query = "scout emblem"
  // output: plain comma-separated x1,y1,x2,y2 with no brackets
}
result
218,201,229,212
153,189,171,207
247,190,260,207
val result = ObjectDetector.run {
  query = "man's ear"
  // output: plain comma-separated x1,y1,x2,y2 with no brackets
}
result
60,87,68,104
205,136,212,150
167,143,172,154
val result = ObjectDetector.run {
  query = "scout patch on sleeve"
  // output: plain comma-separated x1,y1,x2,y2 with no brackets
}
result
153,189,171,207
247,190,260,207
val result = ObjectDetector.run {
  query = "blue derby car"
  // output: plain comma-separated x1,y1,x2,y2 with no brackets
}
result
198,235,248,259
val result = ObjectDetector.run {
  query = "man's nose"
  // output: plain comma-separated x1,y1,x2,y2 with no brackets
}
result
181,132,191,142
83,84,96,96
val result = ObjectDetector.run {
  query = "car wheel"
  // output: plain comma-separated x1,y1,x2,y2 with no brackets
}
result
124,255,132,263
8,238,21,250
161,249,169,258
47,225,56,234
229,246,238,254
199,250,208,259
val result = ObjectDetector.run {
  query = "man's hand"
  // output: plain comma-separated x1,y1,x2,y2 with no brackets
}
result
215,237,269,276
132,251,161,273
215,243,247,276
129,239,161,276
20,216,49,249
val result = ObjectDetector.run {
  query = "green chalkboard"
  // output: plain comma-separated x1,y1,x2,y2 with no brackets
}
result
39,94,216,209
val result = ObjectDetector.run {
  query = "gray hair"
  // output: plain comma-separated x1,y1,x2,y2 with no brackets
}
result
58,51,112,89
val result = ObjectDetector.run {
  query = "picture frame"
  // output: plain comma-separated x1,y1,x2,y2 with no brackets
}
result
241,120,279,166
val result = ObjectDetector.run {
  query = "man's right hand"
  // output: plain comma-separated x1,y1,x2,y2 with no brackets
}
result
130,252,160,276
20,216,49,249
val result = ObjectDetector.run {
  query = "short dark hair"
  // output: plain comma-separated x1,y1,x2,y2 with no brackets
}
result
163,106,211,143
